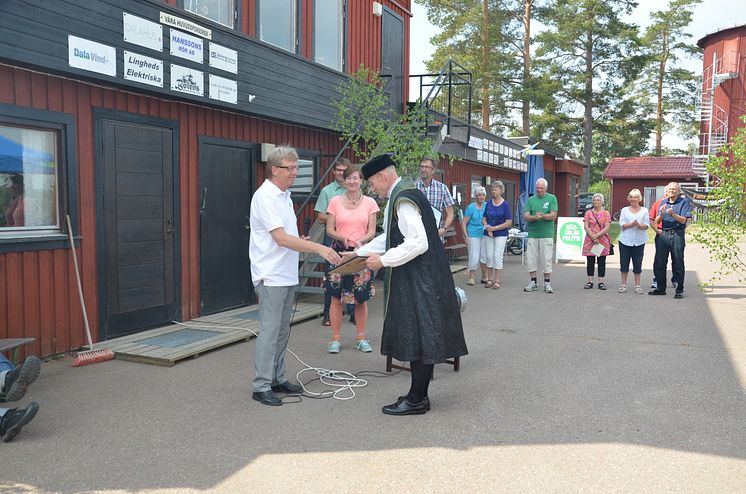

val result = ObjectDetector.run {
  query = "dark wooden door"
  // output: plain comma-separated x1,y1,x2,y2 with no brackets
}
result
381,7,404,114
199,140,254,314
100,119,177,338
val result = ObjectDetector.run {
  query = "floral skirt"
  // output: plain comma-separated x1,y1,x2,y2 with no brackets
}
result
324,241,375,305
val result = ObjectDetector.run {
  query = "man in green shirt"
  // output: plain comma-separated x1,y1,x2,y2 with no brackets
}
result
522,178,558,293
314,158,351,325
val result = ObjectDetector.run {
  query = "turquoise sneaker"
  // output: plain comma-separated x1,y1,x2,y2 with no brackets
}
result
328,340,341,354
355,339,373,353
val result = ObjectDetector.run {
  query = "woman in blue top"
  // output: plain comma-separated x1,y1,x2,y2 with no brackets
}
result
462,186,487,285
481,181,512,289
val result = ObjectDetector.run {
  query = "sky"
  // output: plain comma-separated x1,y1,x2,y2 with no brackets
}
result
409,0,746,149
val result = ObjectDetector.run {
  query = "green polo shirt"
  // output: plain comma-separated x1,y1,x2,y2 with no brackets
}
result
314,181,346,214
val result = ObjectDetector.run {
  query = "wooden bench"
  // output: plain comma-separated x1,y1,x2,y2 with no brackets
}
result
443,226,467,261
0,338,35,366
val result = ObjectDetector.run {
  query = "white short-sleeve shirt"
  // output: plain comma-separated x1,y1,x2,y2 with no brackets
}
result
249,179,299,286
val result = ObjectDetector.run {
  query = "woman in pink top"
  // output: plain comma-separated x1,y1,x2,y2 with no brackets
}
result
325,165,380,354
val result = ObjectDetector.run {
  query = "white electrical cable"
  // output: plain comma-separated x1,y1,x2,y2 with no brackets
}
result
172,320,369,400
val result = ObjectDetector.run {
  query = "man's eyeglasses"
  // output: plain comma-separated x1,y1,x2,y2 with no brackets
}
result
273,165,299,172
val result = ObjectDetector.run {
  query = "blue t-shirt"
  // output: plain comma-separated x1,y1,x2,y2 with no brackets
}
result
483,200,512,237
659,195,692,231
464,202,486,238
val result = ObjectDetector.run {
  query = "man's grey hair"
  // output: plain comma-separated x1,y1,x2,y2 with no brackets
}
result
266,145,299,176
474,186,487,197
536,178,548,188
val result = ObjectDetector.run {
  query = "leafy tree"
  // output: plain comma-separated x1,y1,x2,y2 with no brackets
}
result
534,0,641,189
691,116,746,282
639,0,702,155
332,66,437,177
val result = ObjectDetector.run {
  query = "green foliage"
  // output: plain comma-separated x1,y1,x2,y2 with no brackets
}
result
588,180,610,202
691,116,746,282
332,66,437,177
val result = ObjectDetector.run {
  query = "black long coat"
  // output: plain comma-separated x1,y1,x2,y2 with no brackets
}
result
380,184,468,364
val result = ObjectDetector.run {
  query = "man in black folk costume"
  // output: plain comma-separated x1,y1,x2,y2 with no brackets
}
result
353,154,467,415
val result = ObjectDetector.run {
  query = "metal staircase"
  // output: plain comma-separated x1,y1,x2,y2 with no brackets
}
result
693,51,740,182
409,60,473,153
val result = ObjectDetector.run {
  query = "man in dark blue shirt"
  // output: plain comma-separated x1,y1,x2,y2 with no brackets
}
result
649,182,692,299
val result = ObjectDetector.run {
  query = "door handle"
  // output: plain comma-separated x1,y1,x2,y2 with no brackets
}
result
166,218,175,233
199,187,207,214
245,215,250,232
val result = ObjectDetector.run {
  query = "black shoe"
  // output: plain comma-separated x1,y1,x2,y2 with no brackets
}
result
648,289,667,295
1,402,39,442
382,398,429,416
349,314,356,324
396,395,431,411
252,390,282,406
321,315,330,326
271,381,303,394
2,356,41,402
674,292,683,299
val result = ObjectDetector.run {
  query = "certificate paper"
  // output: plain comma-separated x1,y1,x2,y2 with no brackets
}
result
329,256,369,275
590,243,604,257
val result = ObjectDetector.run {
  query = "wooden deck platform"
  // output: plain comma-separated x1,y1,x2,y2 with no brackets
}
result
100,302,323,367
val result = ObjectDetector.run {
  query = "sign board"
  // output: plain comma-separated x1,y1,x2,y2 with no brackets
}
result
171,64,203,96
209,74,237,104
170,29,204,63
209,43,238,74
555,217,586,261
124,50,163,87
123,12,162,52
68,35,116,77
160,12,211,39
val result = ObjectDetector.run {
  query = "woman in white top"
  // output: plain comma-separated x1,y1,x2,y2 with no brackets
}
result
617,189,650,294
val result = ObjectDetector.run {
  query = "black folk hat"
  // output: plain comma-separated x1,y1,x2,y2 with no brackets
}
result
362,153,397,180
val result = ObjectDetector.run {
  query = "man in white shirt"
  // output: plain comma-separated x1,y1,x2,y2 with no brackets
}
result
354,154,467,416
249,146,341,406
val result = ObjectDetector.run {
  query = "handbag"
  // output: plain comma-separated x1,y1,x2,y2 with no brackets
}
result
591,211,614,256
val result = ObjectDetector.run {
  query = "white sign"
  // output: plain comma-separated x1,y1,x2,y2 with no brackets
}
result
209,74,237,104
68,35,116,77
123,13,162,52
555,217,586,261
209,43,238,74
160,12,211,39
124,50,163,87
171,64,203,96
170,29,204,63
468,136,483,149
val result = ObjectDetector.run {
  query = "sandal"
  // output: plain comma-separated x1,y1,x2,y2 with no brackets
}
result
480,279,489,284
467,278,475,286
492,281,501,290
598,282,607,290
485,280,493,288
584,282,593,289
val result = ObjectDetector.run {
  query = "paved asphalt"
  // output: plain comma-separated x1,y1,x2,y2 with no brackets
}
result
2,243,745,493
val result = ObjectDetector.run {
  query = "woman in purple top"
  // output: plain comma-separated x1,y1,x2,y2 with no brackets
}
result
481,181,512,289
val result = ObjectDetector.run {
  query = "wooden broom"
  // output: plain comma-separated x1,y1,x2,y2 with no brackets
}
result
66,215,115,367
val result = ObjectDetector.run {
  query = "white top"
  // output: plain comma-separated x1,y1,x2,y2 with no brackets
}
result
356,178,429,267
618,206,650,247
249,179,299,286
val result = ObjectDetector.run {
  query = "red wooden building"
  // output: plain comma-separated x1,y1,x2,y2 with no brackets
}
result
0,0,413,357
603,157,704,215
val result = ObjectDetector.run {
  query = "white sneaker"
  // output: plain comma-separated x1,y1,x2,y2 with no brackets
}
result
524,281,538,292
544,282,554,293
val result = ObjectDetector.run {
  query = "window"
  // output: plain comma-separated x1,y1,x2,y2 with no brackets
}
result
314,0,345,71
0,104,77,253
258,0,298,53
288,157,316,197
183,0,236,28
0,125,59,232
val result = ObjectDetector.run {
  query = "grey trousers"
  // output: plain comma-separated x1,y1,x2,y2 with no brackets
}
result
252,282,297,392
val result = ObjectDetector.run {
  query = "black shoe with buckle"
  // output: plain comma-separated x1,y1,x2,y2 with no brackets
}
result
252,390,282,406
1,402,39,442
382,398,429,416
271,381,303,394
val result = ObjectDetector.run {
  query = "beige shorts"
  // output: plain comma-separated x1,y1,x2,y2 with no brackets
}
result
525,237,554,274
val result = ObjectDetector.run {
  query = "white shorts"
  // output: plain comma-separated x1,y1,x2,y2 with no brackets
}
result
525,237,554,274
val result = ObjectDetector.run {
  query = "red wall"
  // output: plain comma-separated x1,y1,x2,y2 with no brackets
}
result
609,177,704,216
0,66,350,357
